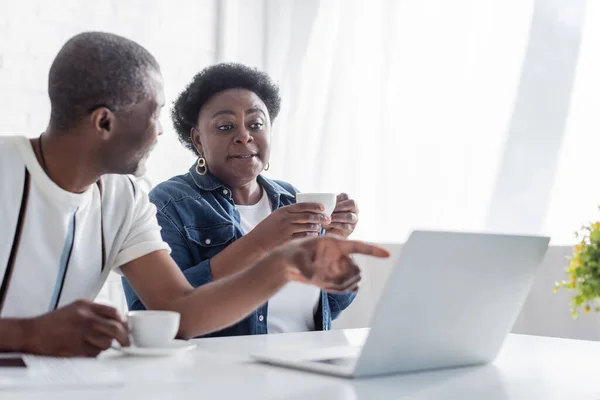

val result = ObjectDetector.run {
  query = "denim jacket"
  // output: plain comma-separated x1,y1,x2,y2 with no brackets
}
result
122,164,356,337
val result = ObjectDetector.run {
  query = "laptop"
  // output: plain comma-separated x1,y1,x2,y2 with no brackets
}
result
252,230,550,378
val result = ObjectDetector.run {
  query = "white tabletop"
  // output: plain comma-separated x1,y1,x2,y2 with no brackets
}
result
3,329,600,399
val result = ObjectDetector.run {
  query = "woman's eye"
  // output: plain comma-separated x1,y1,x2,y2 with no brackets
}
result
217,124,233,131
249,122,263,130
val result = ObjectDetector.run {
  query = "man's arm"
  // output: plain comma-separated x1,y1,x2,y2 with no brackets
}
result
120,236,389,339
120,249,288,339
0,301,130,356
0,236,386,356
0,318,31,352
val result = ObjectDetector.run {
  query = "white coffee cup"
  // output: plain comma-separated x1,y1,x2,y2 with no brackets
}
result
295,192,337,217
127,310,180,348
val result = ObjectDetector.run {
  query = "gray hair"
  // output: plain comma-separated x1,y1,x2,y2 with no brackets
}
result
48,31,160,129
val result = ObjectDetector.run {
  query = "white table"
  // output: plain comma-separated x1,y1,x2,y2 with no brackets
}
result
4,329,600,399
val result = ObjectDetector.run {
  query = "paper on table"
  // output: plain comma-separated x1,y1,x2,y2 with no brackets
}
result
0,354,123,390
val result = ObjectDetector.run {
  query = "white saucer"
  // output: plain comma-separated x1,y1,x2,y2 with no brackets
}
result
113,340,196,357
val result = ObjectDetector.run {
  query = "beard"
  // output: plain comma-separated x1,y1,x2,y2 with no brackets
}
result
130,141,156,177
132,151,150,177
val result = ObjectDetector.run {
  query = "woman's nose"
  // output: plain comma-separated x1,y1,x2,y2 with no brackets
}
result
234,128,253,144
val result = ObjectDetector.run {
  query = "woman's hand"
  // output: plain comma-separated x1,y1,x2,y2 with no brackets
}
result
324,193,359,238
249,203,331,252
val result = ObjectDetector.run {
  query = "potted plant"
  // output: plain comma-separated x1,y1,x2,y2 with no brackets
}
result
555,220,600,317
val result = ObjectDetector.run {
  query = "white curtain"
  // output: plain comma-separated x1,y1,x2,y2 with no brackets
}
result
227,0,589,246
544,0,600,243
247,0,600,336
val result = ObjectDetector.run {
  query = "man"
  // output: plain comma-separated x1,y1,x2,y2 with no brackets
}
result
0,32,389,357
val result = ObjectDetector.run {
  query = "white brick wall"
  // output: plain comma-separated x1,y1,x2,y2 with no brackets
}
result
0,0,218,313
0,0,217,183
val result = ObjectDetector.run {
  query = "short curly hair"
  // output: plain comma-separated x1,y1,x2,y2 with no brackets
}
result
172,63,281,155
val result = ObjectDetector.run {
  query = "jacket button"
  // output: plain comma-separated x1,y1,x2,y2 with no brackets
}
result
258,315,264,322
205,238,212,245
223,189,229,195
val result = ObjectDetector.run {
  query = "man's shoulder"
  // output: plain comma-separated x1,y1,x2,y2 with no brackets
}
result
100,172,200,212
0,136,27,171
99,174,142,206
0,135,22,144
0,135,24,156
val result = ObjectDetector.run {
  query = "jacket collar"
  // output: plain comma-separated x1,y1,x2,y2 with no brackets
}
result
188,164,224,192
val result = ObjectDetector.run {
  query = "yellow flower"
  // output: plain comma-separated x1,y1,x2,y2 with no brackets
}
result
585,305,591,313
592,222,600,231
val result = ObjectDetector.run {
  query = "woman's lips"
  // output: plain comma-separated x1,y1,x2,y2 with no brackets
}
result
229,153,257,159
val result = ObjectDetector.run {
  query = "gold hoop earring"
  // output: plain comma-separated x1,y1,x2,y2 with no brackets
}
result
196,155,208,175
264,163,270,171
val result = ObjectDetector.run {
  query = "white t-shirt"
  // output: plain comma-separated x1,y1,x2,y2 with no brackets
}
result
236,189,320,334
0,136,170,318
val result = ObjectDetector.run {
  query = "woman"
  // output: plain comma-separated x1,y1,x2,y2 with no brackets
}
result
123,63,360,337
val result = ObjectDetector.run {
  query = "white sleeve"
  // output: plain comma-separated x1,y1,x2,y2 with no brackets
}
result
111,183,171,273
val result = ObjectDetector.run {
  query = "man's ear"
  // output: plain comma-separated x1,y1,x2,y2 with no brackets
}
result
91,108,116,139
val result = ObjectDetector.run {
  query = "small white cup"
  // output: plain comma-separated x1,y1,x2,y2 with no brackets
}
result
127,311,180,348
296,193,337,217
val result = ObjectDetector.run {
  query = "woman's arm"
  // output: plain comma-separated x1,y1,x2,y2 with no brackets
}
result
209,202,328,280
